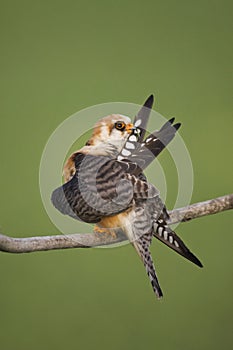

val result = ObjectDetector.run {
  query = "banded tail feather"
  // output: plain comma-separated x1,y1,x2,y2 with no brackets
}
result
133,233,163,299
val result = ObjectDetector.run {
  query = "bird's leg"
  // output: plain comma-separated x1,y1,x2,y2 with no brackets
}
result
93,225,117,239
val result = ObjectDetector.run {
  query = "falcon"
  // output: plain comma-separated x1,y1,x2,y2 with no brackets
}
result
51,95,203,298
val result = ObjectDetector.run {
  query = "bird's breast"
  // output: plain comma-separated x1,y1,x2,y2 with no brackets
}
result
97,207,136,238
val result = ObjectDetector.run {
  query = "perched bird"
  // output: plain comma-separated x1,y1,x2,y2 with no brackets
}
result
51,95,203,298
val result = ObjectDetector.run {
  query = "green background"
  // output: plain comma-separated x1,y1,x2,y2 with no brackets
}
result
0,1,232,349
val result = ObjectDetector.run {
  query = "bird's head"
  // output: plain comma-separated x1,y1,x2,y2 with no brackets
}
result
63,114,134,182
83,114,134,156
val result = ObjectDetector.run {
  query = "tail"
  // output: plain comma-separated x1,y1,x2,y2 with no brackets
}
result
153,219,203,268
132,233,163,299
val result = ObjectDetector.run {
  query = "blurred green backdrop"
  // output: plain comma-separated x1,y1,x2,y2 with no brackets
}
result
0,0,232,349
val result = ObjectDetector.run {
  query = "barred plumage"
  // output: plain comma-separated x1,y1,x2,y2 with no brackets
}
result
51,95,203,298
133,233,163,298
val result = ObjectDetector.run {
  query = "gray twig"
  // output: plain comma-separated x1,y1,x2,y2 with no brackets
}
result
0,193,232,254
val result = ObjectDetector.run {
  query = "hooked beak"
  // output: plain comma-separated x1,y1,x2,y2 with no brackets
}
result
125,123,135,133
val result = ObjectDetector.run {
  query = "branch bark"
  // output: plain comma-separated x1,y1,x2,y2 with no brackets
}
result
0,194,232,254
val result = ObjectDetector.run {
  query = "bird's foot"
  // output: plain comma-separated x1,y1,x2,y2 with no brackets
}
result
93,225,117,239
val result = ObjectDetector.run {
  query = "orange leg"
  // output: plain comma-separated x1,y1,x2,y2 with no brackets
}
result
93,225,117,238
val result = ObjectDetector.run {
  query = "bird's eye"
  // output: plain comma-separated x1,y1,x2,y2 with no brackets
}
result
115,121,126,131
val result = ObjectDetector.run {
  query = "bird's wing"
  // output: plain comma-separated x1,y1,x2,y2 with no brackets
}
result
52,154,155,222
117,117,181,176
153,218,203,268
132,94,154,143
117,95,153,161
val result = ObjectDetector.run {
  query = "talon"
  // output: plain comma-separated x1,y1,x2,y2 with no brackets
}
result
93,225,117,238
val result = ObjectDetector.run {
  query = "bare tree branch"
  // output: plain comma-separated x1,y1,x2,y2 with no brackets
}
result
0,194,232,254
167,193,233,224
